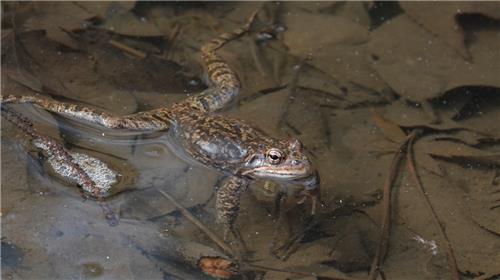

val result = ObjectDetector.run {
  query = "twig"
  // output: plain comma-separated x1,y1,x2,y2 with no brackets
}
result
369,130,419,280
277,59,304,133
244,263,354,280
109,39,146,59
154,187,235,257
406,136,461,280
156,189,357,279
320,108,332,150
165,23,181,60
237,85,287,105
249,37,267,77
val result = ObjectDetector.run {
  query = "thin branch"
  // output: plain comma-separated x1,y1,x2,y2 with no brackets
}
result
244,263,354,280
154,187,234,257
406,136,460,280
249,37,267,77
369,130,419,280
277,59,304,133
109,39,146,59
165,23,181,60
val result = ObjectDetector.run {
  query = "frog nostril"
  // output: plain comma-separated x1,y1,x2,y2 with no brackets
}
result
291,160,300,165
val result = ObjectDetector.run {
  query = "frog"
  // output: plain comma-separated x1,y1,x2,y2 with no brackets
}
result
1,11,321,239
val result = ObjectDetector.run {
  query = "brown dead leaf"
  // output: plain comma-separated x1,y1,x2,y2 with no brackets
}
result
368,15,500,102
433,130,484,146
233,88,290,138
285,2,339,14
420,137,500,165
413,135,447,177
283,11,390,100
198,257,237,279
146,6,219,73
372,112,407,143
221,2,263,24
1,31,42,93
414,150,444,176
401,2,500,59
283,11,369,55
297,64,389,109
23,2,95,49
228,36,286,96
399,160,500,278
382,100,436,127
2,69,42,94
383,97,500,139
467,177,500,236
78,1,136,20
326,2,371,29
287,2,371,28
12,30,193,114
99,11,164,37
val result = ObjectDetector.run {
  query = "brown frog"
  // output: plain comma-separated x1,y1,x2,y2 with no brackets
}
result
1,11,320,238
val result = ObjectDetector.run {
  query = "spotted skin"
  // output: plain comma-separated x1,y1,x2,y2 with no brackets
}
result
216,176,249,239
1,107,103,198
1,11,320,238
0,95,172,130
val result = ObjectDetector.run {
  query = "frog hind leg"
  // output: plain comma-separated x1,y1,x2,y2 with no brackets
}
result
1,95,171,131
216,176,249,243
181,10,258,112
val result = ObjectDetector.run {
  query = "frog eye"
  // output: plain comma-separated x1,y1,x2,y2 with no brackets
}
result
266,148,283,165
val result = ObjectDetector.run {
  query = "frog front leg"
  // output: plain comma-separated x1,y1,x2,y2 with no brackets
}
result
1,95,171,131
296,170,321,215
215,176,249,241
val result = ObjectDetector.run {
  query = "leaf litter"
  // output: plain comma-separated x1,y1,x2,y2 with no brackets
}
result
1,2,500,279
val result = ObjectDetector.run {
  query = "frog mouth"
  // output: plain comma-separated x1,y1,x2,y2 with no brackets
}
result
242,166,310,180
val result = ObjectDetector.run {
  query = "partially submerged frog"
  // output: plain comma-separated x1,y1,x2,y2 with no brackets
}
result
1,11,320,237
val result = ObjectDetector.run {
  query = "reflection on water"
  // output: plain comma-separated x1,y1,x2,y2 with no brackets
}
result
2,2,500,279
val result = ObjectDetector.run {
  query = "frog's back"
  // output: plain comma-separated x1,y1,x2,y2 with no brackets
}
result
170,109,271,172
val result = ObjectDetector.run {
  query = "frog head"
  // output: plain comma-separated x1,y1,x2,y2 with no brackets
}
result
242,138,321,213
242,139,313,181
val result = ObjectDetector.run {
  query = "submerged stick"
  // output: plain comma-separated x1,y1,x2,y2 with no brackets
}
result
155,187,234,257
109,39,146,59
406,137,460,280
245,263,353,280
369,130,419,280
277,59,304,133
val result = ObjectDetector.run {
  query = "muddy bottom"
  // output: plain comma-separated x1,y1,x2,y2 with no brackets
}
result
2,2,500,280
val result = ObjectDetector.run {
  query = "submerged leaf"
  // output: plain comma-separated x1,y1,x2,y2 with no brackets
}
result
1,31,42,93
198,257,237,279
467,180,500,236
413,140,445,176
372,112,407,143
3,68,42,94
433,130,484,146
23,2,94,48
401,2,500,59
368,15,500,102
420,137,500,165
78,1,136,20
99,11,164,37
283,11,389,95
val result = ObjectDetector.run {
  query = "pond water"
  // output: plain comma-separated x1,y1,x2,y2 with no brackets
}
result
2,2,500,280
